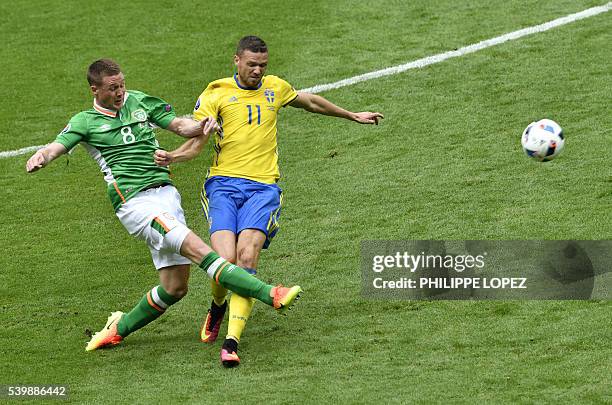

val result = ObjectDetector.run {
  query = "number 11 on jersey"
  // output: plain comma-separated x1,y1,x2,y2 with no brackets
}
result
246,105,261,125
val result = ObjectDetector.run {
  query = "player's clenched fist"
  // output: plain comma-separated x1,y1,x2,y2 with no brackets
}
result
154,149,173,167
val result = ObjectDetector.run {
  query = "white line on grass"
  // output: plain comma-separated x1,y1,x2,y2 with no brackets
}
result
0,144,49,159
2,2,610,159
302,2,611,93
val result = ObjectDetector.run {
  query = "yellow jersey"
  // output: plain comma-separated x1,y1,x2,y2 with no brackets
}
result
193,74,298,184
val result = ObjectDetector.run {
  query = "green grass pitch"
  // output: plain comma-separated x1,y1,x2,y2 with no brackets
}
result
1,0,610,403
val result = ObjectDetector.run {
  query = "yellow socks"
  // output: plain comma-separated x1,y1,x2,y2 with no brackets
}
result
227,294,255,341
210,278,228,306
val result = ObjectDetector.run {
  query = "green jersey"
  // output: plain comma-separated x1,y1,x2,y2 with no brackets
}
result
55,90,176,211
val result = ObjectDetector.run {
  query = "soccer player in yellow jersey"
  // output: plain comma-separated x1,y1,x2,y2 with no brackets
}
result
155,36,383,367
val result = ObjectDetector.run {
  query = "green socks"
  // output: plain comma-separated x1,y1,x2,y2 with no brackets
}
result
114,254,274,339
199,252,273,306
117,285,181,337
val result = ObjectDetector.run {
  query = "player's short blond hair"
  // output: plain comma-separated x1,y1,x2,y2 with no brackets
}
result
87,59,122,86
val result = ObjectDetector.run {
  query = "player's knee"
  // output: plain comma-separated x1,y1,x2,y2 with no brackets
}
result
237,245,259,269
179,232,209,262
211,243,236,264
218,252,236,264
165,285,188,300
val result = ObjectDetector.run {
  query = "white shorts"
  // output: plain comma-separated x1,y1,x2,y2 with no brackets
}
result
116,184,192,270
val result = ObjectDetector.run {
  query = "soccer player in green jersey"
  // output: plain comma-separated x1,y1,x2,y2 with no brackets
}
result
154,36,383,367
25,59,301,353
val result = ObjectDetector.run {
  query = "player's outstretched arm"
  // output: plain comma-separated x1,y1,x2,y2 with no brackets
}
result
289,92,383,125
155,115,220,166
25,142,68,173
154,135,207,166
166,116,220,138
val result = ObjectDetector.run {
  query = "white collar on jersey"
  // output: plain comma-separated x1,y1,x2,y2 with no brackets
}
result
93,92,129,118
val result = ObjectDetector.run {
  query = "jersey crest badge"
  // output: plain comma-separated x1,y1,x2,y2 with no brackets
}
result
164,104,172,112
228,96,238,103
264,89,275,103
132,109,148,122
60,123,71,135
194,98,201,111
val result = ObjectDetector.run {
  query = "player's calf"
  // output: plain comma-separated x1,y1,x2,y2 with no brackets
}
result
86,285,185,351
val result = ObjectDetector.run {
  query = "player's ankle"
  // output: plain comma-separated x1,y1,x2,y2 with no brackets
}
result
223,337,239,353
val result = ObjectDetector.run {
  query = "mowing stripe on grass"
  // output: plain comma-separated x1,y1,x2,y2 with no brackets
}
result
3,2,610,159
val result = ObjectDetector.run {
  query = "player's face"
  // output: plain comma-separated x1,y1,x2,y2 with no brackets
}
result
234,50,268,88
91,73,126,111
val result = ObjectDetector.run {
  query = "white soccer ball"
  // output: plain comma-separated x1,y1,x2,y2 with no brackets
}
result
521,119,565,162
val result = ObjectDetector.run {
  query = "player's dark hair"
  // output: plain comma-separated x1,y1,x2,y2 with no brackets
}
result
87,59,122,85
236,36,267,55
